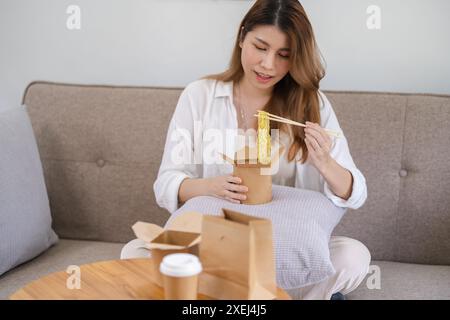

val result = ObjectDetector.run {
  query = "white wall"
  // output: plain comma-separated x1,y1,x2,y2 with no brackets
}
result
1,0,449,111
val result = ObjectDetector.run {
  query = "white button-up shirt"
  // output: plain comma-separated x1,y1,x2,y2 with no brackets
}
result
154,79,367,213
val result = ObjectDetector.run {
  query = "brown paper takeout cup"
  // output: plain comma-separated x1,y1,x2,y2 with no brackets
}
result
160,253,202,300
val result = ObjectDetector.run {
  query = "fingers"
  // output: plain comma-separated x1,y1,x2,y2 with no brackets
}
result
305,133,320,151
224,175,248,193
224,196,241,204
305,124,326,146
305,122,331,152
305,122,326,138
224,189,247,201
304,136,316,152
225,175,248,203
226,175,242,184
227,182,248,193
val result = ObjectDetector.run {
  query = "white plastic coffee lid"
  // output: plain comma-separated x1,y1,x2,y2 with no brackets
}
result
159,253,202,277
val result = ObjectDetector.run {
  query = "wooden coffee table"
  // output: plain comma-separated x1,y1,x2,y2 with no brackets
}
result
10,258,291,300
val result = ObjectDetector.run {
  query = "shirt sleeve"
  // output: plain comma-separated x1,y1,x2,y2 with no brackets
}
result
318,91,368,209
153,84,202,214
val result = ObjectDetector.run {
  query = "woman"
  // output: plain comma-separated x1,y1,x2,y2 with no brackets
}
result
122,0,371,300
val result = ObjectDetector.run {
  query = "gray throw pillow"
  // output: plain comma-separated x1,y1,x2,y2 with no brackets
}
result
167,184,346,289
0,105,58,276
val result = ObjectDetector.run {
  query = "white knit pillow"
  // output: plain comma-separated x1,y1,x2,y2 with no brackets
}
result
168,184,346,289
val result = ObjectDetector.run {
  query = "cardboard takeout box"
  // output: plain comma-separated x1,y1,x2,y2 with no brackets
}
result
132,212,202,286
132,210,277,300
225,146,283,205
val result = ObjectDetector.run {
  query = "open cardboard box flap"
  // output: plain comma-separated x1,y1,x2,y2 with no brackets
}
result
221,145,285,168
132,211,203,249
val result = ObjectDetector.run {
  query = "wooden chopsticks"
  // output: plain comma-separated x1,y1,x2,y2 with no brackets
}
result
254,111,343,138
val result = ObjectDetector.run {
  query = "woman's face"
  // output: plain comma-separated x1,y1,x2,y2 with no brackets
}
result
239,25,291,91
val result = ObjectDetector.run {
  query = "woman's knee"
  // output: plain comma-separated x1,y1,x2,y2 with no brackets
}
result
120,238,151,259
330,236,371,277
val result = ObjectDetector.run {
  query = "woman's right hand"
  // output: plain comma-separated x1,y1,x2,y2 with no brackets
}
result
206,175,248,204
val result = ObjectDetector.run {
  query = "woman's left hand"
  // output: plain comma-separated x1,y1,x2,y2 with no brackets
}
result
304,121,333,172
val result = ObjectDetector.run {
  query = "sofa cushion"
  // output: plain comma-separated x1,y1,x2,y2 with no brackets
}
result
345,261,450,300
327,92,407,262
0,105,58,277
0,239,123,300
283,260,450,300
167,185,346,289
394,95,450,264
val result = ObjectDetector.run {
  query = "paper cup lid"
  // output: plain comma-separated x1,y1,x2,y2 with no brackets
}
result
159,253,202,277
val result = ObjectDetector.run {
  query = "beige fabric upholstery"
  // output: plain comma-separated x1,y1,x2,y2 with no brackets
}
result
346,261,450,300
22,82,450,265
23,83,178,242
327,92,450,264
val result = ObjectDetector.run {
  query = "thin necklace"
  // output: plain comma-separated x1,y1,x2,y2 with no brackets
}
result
236,82,248,131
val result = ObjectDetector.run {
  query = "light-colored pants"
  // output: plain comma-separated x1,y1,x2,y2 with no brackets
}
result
120,235,371,300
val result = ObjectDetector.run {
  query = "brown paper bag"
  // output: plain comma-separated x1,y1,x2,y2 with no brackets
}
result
198,209,277,300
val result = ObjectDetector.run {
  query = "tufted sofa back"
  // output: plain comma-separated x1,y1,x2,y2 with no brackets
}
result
23,81,450,264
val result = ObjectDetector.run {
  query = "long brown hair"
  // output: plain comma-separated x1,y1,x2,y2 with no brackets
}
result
202,0,325,163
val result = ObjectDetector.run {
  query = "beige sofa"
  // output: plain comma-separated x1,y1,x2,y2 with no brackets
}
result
1,81,449,300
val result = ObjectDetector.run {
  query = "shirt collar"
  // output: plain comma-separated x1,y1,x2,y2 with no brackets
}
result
214,80,234,98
